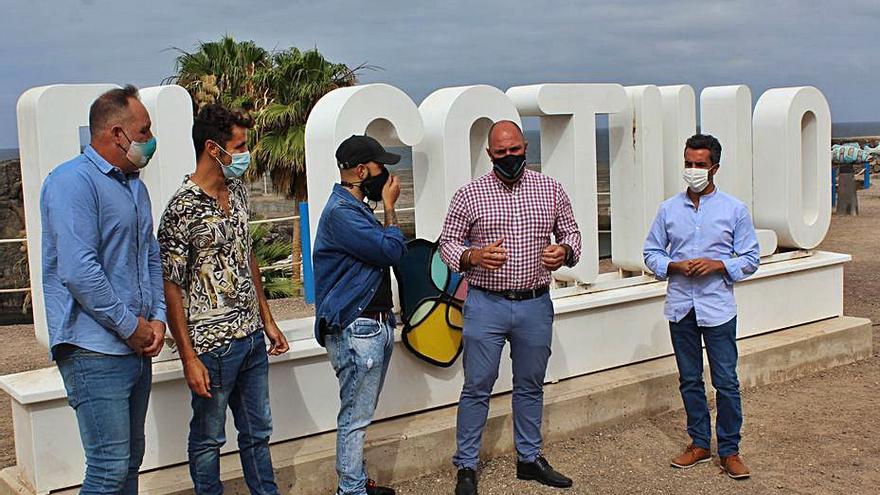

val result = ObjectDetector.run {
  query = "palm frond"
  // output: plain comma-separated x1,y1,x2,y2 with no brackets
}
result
169,37,366,200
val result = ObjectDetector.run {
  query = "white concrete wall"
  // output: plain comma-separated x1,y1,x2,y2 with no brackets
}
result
0,252,849,493
7,81,840,493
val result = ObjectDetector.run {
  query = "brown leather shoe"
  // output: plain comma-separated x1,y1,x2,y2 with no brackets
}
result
720,454,751,479
670,444,711,468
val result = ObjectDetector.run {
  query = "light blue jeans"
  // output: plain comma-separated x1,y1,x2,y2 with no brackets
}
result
188,331,278,495
57,347,152,495
453,289,554,470
325,318,394,495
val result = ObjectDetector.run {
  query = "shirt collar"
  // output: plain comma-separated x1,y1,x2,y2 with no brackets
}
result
332,183,374,212
489,167,531,191
84,145,139,180
181,174,237,197
682,186,719,208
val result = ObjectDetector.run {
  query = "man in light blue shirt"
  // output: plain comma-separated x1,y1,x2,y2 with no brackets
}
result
643,134,759,480
40,85,166,494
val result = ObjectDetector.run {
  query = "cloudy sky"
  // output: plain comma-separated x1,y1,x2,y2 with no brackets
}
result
1,0,876,148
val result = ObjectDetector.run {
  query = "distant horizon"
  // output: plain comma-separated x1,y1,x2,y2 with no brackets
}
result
2,120,878,163
3,1,879,151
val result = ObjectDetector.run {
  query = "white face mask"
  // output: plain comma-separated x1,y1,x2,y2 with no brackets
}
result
682,167,710,193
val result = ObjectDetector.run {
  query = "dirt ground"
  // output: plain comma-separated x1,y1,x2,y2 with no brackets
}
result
0,186,877,494
393,186,880,495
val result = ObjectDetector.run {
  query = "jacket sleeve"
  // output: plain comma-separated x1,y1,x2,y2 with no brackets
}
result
328,204,407,267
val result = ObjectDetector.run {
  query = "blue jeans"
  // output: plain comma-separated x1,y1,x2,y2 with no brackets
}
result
56,347,152,495
324,318,394,495
188,331,278,495
669,309,743,457
453,289,554,470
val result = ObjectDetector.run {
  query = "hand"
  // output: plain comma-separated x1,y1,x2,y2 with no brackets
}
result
667,260,693,276
126,317,155,354
142,320,166,357
471,238,508,270
686,258,726,277
264,322,290,356
183,357,212,398
382,174,401,207
541,244,567,271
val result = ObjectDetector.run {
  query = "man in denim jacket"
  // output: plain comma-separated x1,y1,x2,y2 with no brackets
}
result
313,135,407,495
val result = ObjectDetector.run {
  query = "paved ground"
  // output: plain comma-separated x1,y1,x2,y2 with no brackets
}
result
0,185,877,495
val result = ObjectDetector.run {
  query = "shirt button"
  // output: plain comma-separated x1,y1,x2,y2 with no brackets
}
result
358,307,362,311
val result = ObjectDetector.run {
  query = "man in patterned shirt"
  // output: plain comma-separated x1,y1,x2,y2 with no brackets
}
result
439,121,581,494
159,104,289,495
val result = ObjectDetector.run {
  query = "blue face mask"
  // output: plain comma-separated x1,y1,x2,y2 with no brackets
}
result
213,142,251,178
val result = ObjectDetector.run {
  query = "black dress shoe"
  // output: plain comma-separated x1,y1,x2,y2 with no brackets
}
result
366,478,395,495
516,456,573,488
455,467,477,495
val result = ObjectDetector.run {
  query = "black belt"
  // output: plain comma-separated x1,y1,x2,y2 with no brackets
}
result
471,286,549,301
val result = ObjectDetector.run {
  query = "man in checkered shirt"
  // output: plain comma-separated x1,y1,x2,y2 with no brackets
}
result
439,120,581,494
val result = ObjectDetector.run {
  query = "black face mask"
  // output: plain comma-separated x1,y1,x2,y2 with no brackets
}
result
492,153,527,181
360,167,389,202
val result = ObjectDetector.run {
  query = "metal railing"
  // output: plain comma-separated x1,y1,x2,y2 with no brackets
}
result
249,207,417,283
0,238,30,294
1,196,610,301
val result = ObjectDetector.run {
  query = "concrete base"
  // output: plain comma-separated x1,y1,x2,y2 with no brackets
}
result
3,315,868,495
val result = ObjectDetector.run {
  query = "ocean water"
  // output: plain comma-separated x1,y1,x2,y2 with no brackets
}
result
388,128,608,169
389,123,880,169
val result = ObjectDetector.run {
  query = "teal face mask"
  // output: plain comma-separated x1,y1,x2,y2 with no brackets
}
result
122,132,157,169
212,142,251,178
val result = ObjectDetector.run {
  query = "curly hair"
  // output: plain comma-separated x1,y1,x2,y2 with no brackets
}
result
192,104,254,157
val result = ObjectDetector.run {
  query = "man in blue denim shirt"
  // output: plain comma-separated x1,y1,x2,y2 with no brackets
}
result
643,134,760,480
40,85,166,494
313,135,407,495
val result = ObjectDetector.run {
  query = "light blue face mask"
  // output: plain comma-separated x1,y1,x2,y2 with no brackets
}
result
213,142,251,178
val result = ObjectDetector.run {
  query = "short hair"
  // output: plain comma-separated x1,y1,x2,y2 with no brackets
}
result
192,104,254,157
88,84,140,134
685,133,722,165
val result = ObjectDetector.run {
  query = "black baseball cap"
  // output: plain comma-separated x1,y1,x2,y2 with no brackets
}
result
335,135,401,169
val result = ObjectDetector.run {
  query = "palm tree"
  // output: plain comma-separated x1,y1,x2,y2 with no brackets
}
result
166,36,271,113
251,47,362,199
166,37,366,201
167,37,367,299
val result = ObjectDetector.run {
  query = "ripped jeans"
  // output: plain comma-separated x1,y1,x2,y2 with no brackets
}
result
324,318,394,495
